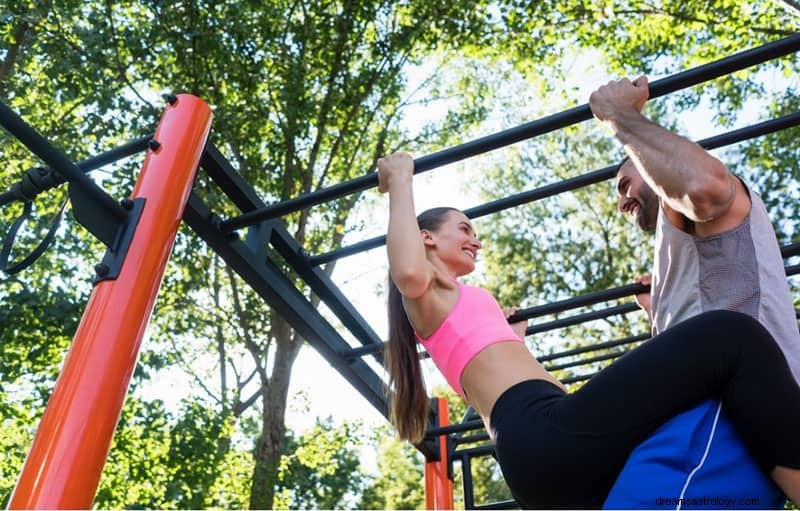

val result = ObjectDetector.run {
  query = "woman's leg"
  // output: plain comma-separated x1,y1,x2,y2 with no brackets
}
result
556,310,800,497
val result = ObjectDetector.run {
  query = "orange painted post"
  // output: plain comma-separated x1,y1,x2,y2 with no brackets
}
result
424,398,454,510
8,94,212,510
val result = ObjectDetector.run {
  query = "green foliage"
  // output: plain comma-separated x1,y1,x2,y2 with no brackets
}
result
2,0,799,509
358,425,425,510
274,418,367,510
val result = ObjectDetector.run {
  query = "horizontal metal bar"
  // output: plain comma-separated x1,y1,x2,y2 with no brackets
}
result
562,372,595,385
220,34,800,231
0,136,151,208
473,500,517,510
538,333,650,363
452,432,490,445
71,135,151,174
526,302,640,335
782,242,800,258
511,283,647,322
425,419,483,438
545,348,633,372
182,193,390,418
0,99,126,219
453,444,495,458
311,110,800,266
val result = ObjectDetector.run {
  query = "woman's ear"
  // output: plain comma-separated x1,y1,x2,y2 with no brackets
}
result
421,229,436,247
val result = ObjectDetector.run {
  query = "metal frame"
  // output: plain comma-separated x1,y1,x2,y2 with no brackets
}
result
1,33,799,509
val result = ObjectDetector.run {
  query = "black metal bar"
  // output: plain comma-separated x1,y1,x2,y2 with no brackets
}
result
0,136,151,208
452,433,490,445
526,302,640,336
538,333,650,363
510,283,648,322
545,349,632,372
461,453,475,511
425,419,484,438
343,342,385,359
453,444,496,458
562,373,595,385
474,500,518,510
72,135,151,175
269,225,386,361
219,35,800,230
181,192,390,417
782,242,800,258
200,144,268,212
311,111,800,266
198,148,385,360
0,99,126,219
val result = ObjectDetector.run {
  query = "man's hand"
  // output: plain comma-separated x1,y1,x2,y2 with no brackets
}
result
503,306,527,341
634,273,652,318
589,76,649,129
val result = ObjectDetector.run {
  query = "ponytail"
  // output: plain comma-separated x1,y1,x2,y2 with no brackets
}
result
384,206,460,444
386,275,429,443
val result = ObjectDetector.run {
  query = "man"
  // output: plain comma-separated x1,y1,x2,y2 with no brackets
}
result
589,76,800,508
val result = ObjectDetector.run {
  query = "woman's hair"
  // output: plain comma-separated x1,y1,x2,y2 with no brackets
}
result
385,207,460,443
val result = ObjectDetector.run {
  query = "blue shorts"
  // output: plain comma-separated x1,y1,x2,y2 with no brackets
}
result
604,400,786,509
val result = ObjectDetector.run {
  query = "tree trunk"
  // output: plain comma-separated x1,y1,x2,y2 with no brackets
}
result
248,315,303,509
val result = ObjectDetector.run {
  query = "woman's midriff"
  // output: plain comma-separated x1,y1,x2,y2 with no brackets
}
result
460,341,564,435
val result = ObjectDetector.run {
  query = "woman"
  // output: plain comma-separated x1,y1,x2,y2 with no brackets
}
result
378,152,800,508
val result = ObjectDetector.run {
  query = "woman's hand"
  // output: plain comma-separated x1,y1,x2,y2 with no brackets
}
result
377,152,414,193
504,306,528,340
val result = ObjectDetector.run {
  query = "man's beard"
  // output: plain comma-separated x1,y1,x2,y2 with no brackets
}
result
635,193,658,232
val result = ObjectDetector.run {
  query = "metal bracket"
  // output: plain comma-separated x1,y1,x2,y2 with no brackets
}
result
75,194,146,285
420,397,443,461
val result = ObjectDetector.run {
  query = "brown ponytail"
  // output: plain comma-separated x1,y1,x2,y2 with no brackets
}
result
385,207,460,443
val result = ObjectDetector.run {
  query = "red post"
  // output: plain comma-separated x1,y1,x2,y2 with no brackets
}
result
425,398,454,510
8,95,212,509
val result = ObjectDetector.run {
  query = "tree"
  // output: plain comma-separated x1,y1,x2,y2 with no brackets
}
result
274,418,367,510
2,1,798,508
358,425,425,510
1,0,502,508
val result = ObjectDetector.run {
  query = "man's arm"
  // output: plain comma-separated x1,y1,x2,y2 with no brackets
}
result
590,76,735,223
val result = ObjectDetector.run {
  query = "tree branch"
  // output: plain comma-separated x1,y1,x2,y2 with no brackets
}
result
0,19,30,97
103,0,153,107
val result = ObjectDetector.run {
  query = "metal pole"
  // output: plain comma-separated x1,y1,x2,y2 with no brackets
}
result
8,95,212,510
424,398,454,510
220,33,800,230
0,100,127,219
311,111,800,265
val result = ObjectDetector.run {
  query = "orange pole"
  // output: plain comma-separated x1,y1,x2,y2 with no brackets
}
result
424,398,454,510
9,94,212,510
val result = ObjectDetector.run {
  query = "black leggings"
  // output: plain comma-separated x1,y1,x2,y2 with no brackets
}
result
490,310,800,509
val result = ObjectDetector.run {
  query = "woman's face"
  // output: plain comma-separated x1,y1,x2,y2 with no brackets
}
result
424,211,482,275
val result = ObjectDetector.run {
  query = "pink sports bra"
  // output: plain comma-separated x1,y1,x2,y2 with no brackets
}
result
416,280,522,397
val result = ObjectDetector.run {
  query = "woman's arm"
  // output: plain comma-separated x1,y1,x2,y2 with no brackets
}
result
378,152,434,299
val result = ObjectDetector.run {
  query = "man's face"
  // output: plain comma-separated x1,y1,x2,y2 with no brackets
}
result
616,160,659,232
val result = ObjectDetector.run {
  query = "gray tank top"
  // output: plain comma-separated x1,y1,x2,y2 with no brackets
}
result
651,179,800,383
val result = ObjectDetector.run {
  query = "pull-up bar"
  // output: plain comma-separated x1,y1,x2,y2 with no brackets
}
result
219,33,800,232
311,110,800,265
